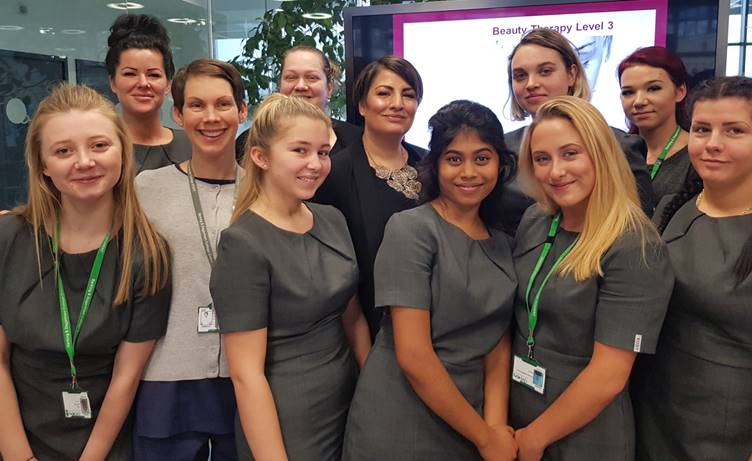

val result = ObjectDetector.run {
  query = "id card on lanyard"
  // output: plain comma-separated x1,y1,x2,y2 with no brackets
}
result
511,213,575,395
187,162,238,333
52,222,109,419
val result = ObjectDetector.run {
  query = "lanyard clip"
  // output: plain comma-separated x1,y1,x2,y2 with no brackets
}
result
527,343,534,360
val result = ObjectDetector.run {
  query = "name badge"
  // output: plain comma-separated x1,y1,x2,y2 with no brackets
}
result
512,355,546,395
62,390,92,419
197,303,219,333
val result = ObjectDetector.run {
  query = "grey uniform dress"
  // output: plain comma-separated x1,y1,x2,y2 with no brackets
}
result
343,203,517,461
633,198,752,460
509,206,673,460
134,129,191,175
0,215,171,461
210,203,359,461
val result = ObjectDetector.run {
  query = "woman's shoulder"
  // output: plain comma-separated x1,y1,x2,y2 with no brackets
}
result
386,203,440,237
512,204,554,255
0,213,33,258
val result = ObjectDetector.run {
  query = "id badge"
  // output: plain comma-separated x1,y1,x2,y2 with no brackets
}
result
512,355,546,395
62,390,92,419
197,303,218,333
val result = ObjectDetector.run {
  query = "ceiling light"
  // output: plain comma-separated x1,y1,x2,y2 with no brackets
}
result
168,18,198,25
39,27,54,34
0,25,24,31
106,2,144,9
61,29,86,35
302,12,332,20
55,47,76,52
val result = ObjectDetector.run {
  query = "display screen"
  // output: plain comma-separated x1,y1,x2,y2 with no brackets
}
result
394,0,666,147
346,0,720,148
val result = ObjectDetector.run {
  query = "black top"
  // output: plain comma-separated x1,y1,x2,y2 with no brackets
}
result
235,118,362,163
134,128,191,175
648,145,695,207
313,136,424,338
502,125,655,231
0,215,171,461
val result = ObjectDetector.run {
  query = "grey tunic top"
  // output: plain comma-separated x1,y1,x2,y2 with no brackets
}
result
0,215,171,461
509,205,673,460
134,129,191,175
648,145,694,206
135,165,233,380
343,204,516,461
210,203,359,461
633,198,752,460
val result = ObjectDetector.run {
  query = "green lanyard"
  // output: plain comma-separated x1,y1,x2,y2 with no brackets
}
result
51,223,110,388
649,126,681,180
524,213,576,360
187,162,239,267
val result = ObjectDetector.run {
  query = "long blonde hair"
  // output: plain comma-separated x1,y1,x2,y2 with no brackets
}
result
518,96,655,281
507,28,591,121
15,84,169,304
233,93,331,223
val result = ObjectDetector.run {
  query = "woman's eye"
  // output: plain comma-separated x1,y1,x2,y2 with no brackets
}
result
533,154,550,164
540,68,553,76
403,92,416,99
445,155,461,165
55,147,71,156
691,126,709,134
475,155,490,164
648,85,662,92
513,72,526,81
318,149,330,157
92,142,109,150
563,150,578,158
620,89,633,97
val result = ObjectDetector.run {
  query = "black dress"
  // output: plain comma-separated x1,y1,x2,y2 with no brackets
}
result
313,136,423,338
502,126,655,231
134,128,191,175
0,215,171,461
647,146,695,206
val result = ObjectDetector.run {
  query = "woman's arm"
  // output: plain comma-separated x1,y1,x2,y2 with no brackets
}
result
79,340,156,461
483,333,512,427
224,329,287,461
392,307,516,461
514,341,636,461
341,295,371,368
0,326,36,461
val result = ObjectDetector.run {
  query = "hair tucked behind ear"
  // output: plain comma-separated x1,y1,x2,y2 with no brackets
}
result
657,170,702,234
666,76,752,285
232,93,331,223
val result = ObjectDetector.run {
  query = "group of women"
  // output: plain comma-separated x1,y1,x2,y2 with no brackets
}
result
0,12,748,461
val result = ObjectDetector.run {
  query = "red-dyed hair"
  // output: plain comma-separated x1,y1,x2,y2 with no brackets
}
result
618,46,689,133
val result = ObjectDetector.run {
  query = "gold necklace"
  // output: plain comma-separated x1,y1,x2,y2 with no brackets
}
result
364,145,421,200
696,191,752,216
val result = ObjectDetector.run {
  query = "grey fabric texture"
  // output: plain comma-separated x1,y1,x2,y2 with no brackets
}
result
134,128,192,175
210,203,359,461
509,205,673,460
136,165,234,381
343,203,516,461
633,198,752,460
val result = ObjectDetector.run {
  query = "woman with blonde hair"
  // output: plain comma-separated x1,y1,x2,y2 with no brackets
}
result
210,93,370,460
501,28,654,230
509,96,673,460
0,84,171,461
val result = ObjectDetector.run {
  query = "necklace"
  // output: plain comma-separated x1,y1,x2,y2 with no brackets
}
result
364,145,422,200
696,190,752,216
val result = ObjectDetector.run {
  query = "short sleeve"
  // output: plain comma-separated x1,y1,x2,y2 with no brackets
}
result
374,211,435,310
210,223,270,333
594,232,674,354
125,248,172,342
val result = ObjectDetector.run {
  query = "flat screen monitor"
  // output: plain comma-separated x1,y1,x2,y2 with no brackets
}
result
345,0,726,148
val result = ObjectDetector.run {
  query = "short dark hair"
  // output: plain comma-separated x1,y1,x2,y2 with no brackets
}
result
352,55,423,106
618,46,690,132
171,58,246,111
418,100,517,230
106,14,175,80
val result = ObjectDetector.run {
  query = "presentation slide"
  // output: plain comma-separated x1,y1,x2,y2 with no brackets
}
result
394,0,668,148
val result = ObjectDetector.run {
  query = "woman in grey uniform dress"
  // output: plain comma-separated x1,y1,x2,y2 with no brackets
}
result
633,76,752,460
343,100,518,461
106,14,191,174
210,94,371,461
619,46,696,204
509,96,673,461
501,28,654,231
0,85,171,461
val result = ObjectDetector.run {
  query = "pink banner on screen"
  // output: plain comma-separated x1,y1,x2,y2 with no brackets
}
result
393,0,668,56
